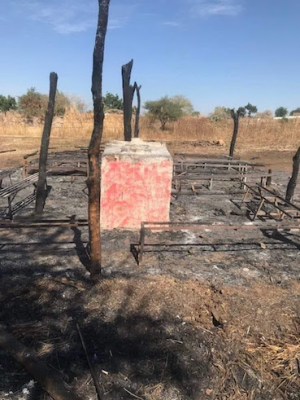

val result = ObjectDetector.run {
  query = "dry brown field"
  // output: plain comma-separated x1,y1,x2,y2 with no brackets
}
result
1,110,300,171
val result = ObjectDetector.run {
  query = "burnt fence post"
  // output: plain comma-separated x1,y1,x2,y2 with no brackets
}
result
134,83,142,138
286,147,300,203
35,72,58,215
122,59,135,141
229,109,240,158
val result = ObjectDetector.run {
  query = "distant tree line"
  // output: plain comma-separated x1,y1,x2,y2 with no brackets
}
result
209,103,259,121
208,105,300,121
142,97,300,129
274,107,300,118
1,89,299,128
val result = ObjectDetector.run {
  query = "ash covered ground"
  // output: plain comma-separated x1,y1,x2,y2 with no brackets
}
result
1,168,299,285
0,164,300,400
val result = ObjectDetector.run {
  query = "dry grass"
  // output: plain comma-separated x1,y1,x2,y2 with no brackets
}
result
1,110,300,151
140,116,300,151
1,109,299,169
2,264,300,398
83,276,300,398
246,335,300,391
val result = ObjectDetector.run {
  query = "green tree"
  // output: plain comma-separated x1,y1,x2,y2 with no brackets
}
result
103,92,123,111
245,102,257,117
0,95,17,114
237,106,246,117
18,88,47,120
209,106,231,122
290,107,300,116
144,96,184,130
170,95,194,115
275,107,288,118
19,88,71,120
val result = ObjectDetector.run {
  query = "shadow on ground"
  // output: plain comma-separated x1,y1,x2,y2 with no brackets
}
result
1,213,300,399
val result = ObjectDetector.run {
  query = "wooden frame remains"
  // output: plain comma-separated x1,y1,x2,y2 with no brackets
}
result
137,221,299,264
242,183,300,221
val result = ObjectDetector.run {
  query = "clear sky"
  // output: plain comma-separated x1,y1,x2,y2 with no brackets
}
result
0,0,299,115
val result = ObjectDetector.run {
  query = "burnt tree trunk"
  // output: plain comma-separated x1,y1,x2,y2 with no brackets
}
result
285,147,300,202
134,83,142,138
35,72,58,215
229,109,240,158
122,60,135,141
0,325,81,400
87,0,111,279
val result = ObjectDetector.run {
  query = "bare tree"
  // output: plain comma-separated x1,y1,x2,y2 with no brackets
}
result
87,0,111,279
285,147,300,203
35,72,58,215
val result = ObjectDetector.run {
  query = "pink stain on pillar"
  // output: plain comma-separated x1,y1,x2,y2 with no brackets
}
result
100,140,173,230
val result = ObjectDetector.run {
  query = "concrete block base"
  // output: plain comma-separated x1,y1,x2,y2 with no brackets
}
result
100,139,173,230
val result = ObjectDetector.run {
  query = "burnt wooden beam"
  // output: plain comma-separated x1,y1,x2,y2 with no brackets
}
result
35,72,58,215
0,149,16,154
286,147,300,202
87,0,111,279
122,59,135,141
134,83,142,138
23,151,39,160
137,221,299,264
257,183,300,212
0,219,88,228
0,325,81,400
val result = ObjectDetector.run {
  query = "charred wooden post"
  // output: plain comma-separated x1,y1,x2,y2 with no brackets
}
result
134,83,142,138
35,72,58,215
266,169,272,187
286,147,300,202
229,108,241,158
87,0,111,279
122,59,135,141
0,325,81,400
